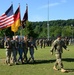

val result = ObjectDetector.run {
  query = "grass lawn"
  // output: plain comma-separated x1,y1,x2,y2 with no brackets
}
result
0,45,74,75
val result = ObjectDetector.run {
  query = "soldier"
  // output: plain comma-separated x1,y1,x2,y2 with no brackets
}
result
18,37,24,64
23,36,29,63
28,37,37,63
4,36,12,66
50,35,69,73
49,39,52,46
1,38,4,48
36,39,39,46
64,37,69,46
43,39,46,48
11,36,18,65
39,39,43,49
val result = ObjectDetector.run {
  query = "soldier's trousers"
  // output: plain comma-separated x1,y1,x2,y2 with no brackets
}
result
54,53,63,69
29,48,34,61
18,48,23,62
23,48,28,61
6,49,11,64
12,49,17,63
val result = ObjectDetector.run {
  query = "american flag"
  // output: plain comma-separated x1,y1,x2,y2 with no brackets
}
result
0,4,14,29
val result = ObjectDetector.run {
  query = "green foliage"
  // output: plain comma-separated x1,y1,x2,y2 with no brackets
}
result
0,27,14,37
62,26,72,37
0,19,74,38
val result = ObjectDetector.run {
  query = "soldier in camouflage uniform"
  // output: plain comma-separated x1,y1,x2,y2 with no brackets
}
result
23,36,29,63
39,39,43,49
4,36,12,66
11,36,18,65
50,35,69,73
18,37,24,64
28,37,37,63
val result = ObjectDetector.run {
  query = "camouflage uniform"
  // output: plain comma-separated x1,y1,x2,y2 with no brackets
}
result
18,38,24,64
11,39,18,64
4,37,12,65
39,39,43,48
50,37,69,70
23,38,28,62
28,37,37,62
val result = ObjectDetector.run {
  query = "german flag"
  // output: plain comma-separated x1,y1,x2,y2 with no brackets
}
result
11,5,21,33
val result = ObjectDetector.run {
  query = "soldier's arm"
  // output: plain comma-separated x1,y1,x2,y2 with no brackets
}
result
62,41,69,51
4,41,8,48
34,42,37,50
50,46,54,55
4,41,9,49
4,41,6,48
50,40,57,54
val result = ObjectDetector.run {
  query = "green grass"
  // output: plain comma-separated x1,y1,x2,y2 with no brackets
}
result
0,45,74,75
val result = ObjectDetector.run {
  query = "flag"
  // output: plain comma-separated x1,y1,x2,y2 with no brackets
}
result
22,4,28,28
0,4,14,29
11,5,21,32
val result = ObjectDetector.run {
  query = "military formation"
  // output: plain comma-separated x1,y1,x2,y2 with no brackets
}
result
3,35,72,73
4,36,37,66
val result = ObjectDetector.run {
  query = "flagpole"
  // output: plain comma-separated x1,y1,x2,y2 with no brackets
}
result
22,4,28,36
18,3,22,37
47,0,49,39
10,2,16,37
14,32,16,37
11,2,15,37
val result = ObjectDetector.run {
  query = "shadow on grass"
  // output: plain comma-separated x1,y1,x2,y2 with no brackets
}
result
24,58,74,64
62,58,74,62
28,58,74,64
65,69,74,73
34,59,55,64
24,59,55,65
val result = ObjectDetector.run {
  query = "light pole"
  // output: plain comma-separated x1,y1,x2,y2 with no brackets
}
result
47,23,49,39
71,24,73,41
47,0,49,39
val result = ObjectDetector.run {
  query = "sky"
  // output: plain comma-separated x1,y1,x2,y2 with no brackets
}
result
49,0,74,21
0,0,74,22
